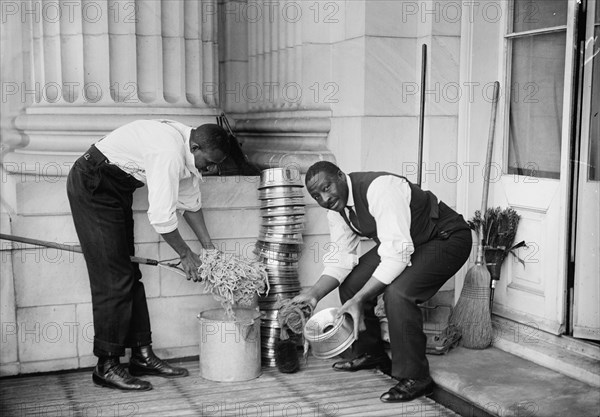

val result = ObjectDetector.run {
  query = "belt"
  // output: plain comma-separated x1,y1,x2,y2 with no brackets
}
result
82,144,109,166
80,144,144,189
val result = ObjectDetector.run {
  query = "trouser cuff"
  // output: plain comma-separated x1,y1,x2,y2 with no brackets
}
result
125,331,152,348
93,339,125,358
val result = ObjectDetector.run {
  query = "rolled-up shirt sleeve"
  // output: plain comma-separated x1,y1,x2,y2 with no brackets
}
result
145,152,182,234
177,176,202,212
321,210,362,283
368,176,414,285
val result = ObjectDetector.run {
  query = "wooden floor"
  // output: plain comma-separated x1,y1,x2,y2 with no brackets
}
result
0,358,457,416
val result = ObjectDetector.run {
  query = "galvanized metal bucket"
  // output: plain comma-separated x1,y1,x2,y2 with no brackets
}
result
198,308,262,382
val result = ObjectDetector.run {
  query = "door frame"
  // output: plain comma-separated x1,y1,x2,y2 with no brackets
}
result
500,0,580,335
457,0,580,334
570,0,600,340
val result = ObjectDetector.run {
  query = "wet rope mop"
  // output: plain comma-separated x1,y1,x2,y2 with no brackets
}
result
198,250,269,320
274,298,314,373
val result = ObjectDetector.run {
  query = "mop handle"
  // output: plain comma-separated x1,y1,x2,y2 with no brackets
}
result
0,233,159,266
481,81,500,215
417,43,427,188
477,81,500,265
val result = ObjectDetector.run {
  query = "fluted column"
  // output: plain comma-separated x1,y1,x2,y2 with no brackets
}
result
245,0,309,111
6,0,221,174
227,0,335,172
108,0,136,103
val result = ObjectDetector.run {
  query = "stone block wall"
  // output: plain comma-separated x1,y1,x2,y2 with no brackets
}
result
0,173,331,375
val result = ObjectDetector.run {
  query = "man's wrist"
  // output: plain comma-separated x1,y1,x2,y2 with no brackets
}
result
305,288,321,304
353,293,366,304
354,276,387,304
178,247,195,258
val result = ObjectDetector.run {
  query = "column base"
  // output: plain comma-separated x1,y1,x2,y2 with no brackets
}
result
231,111,336,173
5,107,221,175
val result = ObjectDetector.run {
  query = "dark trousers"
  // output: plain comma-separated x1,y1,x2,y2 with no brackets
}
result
66,145,151,357
339,206,472,379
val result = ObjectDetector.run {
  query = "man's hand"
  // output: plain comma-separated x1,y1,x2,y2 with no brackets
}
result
337,297,366,340
337,277,386,338
180,249,202,282
291,292,318,311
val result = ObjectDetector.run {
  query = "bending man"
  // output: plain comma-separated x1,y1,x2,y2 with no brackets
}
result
67,119,230,391
294,161,472,402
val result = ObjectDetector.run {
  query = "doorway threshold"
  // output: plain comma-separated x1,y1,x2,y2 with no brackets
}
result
428,345,599,417
491,316,600,387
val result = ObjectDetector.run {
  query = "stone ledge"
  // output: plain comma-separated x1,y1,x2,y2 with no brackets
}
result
429,346,600,417
491,316,600,388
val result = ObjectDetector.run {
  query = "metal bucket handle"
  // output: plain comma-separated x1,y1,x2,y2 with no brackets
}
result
239,314,260,341
197,311,260,342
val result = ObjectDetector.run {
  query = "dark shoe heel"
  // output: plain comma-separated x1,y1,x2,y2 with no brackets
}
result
332,352,391,373
380,377,434,403
130,345,189,378
92,372,110,388
93,359,153,391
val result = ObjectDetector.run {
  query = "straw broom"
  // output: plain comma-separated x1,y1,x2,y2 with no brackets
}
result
450,81,500,349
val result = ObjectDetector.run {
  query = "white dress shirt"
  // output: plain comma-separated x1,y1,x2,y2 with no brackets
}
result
95,119,203,234
322,174,414,285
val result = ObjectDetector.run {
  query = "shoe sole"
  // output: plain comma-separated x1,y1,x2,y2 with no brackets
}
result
379,386,434,403
332,366,391,374
92,373,153,391
129,368,189,378
332,361,391,374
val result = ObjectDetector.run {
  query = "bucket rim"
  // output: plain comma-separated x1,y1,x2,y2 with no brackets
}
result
197,307,261,323
304,308,349,342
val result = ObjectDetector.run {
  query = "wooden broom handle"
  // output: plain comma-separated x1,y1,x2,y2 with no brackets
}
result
477,81,500,264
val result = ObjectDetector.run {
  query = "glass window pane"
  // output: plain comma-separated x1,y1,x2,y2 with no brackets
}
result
589,25,600,181
508,32,566,179
513,0,568,32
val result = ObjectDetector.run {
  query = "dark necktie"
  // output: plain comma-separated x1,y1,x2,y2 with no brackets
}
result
347,206,360,231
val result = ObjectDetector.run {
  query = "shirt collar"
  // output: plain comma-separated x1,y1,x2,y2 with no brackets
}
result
345,173,355,207
183,131,202,181
157,119,202,180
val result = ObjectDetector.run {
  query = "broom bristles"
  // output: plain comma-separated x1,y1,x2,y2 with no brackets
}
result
450,264,493,349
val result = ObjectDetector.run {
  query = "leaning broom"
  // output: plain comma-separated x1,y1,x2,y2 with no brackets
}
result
449,81,500,349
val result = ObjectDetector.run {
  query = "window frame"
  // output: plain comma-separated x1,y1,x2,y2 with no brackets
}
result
503,0,571,180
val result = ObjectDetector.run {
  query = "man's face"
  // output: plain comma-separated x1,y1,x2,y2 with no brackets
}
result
307,170,348,212
192,144,227,173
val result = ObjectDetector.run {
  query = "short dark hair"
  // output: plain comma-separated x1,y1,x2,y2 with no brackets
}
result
191,124,231,155
305,161,341,186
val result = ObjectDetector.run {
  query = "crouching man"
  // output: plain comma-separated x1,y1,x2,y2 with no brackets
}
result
293,161,472,402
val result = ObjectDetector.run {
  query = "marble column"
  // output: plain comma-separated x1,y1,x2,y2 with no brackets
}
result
5,0,222,174
221,0,336,172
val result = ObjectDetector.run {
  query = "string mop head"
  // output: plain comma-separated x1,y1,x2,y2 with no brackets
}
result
198,250,269,319
273,298,314,373
274,338,300,373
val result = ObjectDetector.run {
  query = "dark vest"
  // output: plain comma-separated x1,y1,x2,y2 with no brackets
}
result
342,172,467,247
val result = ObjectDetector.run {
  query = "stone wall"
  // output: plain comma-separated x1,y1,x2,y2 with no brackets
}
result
0,173,332,374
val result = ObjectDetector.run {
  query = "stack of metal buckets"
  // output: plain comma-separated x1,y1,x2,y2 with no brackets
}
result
255,167,305,367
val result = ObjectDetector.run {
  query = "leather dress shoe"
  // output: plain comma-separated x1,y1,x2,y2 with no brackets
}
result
380,376,434,403
129,345,189,378
332,352,391,374
92,357,152,391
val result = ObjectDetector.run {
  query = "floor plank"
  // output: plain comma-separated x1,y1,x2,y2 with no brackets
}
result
0,358,458,416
